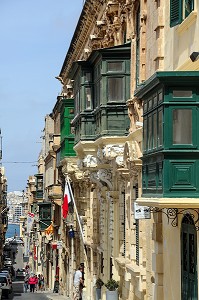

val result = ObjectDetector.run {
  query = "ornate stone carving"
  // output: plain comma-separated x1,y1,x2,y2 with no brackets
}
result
98,169,113,190
127,97,143,132
124,141,142,163
115,156,124,167
90,172,103,188
103,145,124,160
77,155,97,171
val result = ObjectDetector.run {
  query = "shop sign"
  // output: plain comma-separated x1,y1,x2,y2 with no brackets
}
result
134,202,151,219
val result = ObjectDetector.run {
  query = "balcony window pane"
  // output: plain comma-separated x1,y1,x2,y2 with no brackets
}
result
107,62,123,72
85,72,91,82
108,77,124,101
148,115,152,150
85,87,92,109
158,110,163,147
75,91,80,114
173,109,192,144
153,113,157,149
143,117,147,151
173,90,192,98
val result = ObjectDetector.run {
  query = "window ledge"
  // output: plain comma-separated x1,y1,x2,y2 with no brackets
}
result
177,11,197,35
136,197,199,208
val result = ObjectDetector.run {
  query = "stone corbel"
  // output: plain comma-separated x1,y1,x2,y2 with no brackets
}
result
130,161,142,179
102,145,124,161
124,141,142,165
98,169,113,190
115,156,124,167
90,171,103,188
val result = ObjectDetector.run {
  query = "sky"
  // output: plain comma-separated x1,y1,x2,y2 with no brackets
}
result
0,0,83,192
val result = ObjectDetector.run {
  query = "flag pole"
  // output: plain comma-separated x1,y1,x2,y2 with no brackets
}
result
66,177,89,299
66,177,85,245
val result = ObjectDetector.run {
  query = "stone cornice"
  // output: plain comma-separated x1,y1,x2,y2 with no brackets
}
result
59,0,105,82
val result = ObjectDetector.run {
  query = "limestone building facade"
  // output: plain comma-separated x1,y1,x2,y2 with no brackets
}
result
24,0,199,299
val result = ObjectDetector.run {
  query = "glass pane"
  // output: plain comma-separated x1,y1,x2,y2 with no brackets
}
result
107,61,123,72
148,116,152,150
143,117,147,151
158,90,163,104
153,95,157,107
75,91,80,114
108,77,124,101
148,98,152,110
153,113,157,149
143,101,147,112
173,109,192,144
158,110,163,147
173,90,192,98
85,87,92,109
85,72,91,82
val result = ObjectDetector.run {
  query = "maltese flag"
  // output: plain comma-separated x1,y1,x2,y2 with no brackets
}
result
62,180,72,218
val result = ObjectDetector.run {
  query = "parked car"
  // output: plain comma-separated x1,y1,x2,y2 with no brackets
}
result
2,266,15,278
4,261,12,267
0,275,12,298
16,268,26,278
0,271,12,284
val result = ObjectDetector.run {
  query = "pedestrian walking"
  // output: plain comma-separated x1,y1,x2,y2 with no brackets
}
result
28,274,37,293
24,274,29,293
73,266,84,300
34,275,38,291
40,274,45,291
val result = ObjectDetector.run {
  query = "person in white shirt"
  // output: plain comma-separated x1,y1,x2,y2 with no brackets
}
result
73,266,83,300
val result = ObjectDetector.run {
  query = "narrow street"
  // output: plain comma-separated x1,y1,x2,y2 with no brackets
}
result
3,242,51,300
8,281,49,300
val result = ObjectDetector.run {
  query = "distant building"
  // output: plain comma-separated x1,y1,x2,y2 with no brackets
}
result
14,206,22,223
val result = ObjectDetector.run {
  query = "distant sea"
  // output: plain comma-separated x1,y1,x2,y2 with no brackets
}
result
6,223,20,238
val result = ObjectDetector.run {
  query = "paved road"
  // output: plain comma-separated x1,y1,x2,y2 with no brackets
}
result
7,280,49,300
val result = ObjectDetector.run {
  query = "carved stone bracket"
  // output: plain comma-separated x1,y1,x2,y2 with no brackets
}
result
90,171,103,188
98,169,113,190
77,155,98,170
124,141,142,167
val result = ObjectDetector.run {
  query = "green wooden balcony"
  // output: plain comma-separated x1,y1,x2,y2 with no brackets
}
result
135,71,199,198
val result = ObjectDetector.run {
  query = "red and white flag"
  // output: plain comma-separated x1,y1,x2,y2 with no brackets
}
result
62,180,72,219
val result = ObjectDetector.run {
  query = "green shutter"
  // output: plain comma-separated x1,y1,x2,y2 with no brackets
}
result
170,0,182,27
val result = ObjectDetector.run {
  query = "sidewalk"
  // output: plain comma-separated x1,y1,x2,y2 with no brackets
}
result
44,290,71,300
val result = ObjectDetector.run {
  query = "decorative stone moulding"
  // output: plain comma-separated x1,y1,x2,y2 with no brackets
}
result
124,141,142,165
98,169,113,190
96,20,106,26
90,172,103,188
102,145,124,160
115,156,124,167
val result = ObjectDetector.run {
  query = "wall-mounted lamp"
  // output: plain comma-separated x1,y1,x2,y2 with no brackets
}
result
190,52,199,62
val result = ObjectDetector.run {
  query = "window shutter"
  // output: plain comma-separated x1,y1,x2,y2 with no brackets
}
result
170,0,182,27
